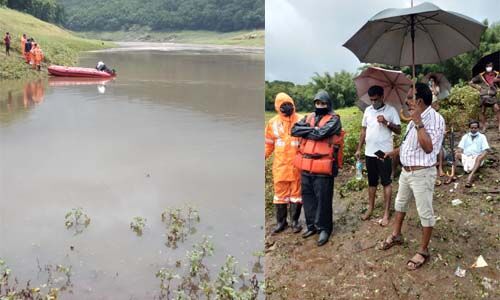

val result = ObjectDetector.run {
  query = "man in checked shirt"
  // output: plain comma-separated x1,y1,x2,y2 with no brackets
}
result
378,83,445,271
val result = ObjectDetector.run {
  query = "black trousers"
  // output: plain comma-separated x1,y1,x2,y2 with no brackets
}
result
301,172,334,234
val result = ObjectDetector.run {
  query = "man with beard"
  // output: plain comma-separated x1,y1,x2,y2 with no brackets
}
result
379,83,445,271
265,93,303,234
291,90,343,246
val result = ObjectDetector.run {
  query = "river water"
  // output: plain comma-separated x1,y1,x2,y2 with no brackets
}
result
0,44,264,299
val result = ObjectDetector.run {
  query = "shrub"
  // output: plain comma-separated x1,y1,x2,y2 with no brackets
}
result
439,84,482,131
342,111,363,165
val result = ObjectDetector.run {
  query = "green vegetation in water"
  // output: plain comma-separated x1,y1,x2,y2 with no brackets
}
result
3,206,263,299
78,29,264,47
0,7,113,80
0,258,73,299
155,236,261,300
161,206,201,249
64,207,91,235
130,216,147,236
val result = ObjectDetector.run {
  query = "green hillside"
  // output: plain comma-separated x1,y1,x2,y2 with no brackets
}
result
59,0,264,32
0,7,113,80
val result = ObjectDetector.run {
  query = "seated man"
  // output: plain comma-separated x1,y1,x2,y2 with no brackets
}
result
454,120,490,187
96,61,115,75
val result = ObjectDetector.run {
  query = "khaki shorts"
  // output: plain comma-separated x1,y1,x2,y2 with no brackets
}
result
394,167,437,227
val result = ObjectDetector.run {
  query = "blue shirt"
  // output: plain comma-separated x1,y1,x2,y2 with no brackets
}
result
458,133,490,156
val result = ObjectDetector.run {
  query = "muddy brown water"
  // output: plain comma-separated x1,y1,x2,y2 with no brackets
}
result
0,45,264,298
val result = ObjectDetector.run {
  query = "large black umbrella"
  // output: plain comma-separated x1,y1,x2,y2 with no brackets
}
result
472,51,500,77
343,2,486,83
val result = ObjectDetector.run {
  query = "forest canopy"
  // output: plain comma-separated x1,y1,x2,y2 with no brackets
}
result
58,0,264,32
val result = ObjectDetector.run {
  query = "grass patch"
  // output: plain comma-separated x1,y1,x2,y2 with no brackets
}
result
0,7,114,80
77,29,264,47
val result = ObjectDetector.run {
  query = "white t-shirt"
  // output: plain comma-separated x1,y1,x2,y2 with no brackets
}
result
362,104,401,157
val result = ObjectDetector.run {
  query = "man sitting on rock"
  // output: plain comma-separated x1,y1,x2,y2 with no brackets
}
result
453,120,490,188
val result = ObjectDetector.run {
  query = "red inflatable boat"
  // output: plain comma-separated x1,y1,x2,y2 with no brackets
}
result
48,65,116,78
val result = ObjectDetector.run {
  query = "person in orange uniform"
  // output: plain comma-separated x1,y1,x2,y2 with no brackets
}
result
31,43,44,71
292,90,343,246
21,33,27,57
265,93,303,234
24,38,33,64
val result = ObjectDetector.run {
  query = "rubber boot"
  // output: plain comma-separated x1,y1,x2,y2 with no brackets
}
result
290,203,303,233
272,204,288,234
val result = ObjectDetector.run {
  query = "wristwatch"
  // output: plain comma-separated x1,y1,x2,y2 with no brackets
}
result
415,123,425,130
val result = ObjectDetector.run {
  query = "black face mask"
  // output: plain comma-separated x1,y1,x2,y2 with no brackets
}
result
372,100,384,110
315,107,329,115
280,103,294,116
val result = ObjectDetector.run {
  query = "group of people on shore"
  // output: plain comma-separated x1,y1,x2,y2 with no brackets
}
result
3,32,44,71
265,63,496,270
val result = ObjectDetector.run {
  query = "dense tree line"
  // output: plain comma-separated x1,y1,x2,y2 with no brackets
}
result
58,0,264,32
267,21,500,112
1,0,65,24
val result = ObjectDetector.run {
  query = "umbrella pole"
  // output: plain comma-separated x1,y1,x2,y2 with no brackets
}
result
399,13,417,123
411,14,416,97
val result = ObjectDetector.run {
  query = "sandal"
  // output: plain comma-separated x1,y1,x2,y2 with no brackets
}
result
406,251,430,271
377,218,389,227
465,182,472,188
444,176,456,185
377,234,403,250
435,179,442,186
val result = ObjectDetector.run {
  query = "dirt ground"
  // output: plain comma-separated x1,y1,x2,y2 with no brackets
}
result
264,130,499,300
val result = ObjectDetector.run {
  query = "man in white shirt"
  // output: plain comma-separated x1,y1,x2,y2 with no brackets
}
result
355,85,401,226
454,120,490,187
379,83,445,271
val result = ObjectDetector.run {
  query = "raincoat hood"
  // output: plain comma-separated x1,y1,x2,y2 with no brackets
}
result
274,92,296,116
313,90,332,112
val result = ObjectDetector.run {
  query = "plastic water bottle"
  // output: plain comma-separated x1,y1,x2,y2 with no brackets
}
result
356,160,363,180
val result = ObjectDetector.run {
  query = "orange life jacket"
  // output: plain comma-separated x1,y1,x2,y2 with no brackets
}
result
293,113,345,175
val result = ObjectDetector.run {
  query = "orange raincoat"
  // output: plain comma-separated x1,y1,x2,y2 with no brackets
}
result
31,45,44,69
21,36,26,56
265,93,302,204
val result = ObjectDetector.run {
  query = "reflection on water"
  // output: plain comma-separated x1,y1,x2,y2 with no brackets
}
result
0,49,263,299
0,80,45,126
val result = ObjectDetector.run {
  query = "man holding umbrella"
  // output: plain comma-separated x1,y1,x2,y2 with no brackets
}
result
469,62,500,133
379,83,445,270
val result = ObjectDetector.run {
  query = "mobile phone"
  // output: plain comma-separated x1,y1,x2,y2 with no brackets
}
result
374,150,385,159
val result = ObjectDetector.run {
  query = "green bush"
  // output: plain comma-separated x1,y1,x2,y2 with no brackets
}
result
342,111,363,165
439,84,481,131
339,177,368,198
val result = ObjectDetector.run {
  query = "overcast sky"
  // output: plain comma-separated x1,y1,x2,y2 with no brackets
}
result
265,0,500,83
